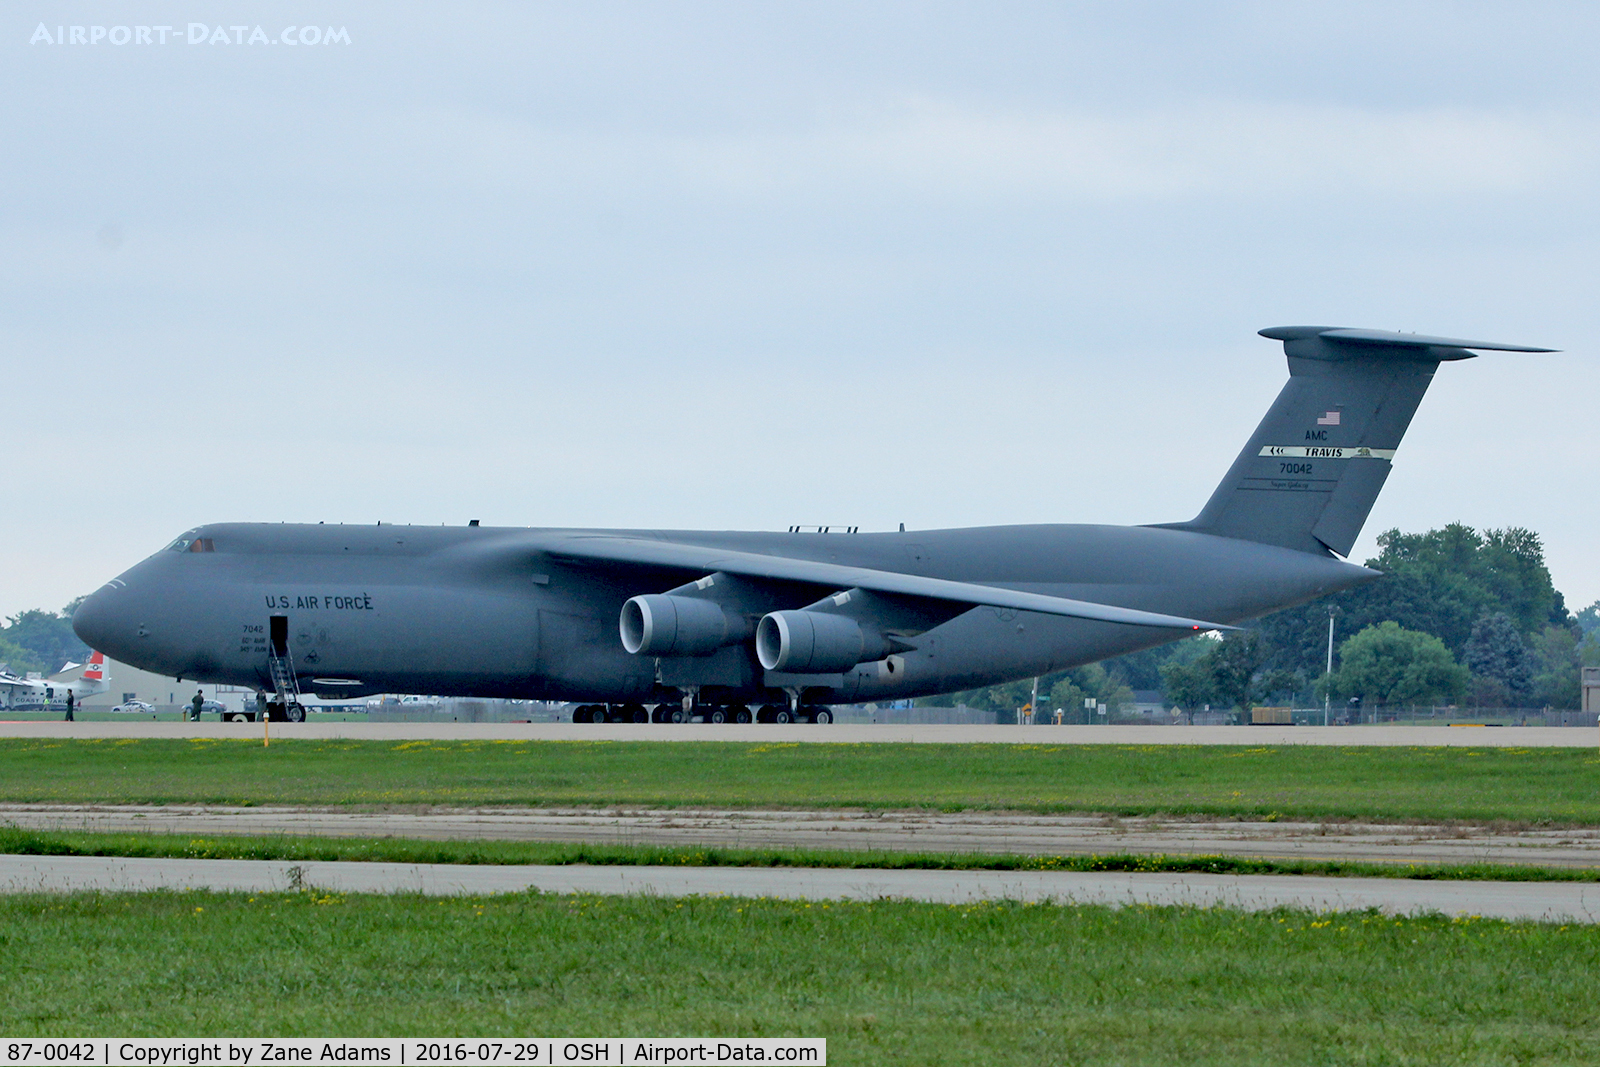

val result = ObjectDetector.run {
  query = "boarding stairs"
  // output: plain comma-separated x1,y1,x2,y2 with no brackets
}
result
266,646,306,721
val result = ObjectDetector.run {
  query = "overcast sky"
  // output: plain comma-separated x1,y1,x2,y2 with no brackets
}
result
4,2,1599,622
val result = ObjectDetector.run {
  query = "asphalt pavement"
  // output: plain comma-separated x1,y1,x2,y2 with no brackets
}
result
1,853,1593,920
1,721,1595,745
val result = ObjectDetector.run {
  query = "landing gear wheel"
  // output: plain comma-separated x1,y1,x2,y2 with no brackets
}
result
708,707,727,724
813,708,833,724
733,706,752,724
774,708,794,725
620,703,648,723
652,706,670,723
285,703,306,723
670,708,689,724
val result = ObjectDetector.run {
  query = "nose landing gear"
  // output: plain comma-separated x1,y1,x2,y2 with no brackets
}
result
264,700,306,722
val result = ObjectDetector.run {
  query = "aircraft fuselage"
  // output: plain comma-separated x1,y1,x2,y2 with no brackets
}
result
72,520,1374,706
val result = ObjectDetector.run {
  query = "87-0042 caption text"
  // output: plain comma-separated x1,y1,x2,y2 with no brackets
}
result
1,1042,824,1067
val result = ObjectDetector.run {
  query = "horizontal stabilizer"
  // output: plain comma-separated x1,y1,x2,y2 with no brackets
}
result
537,535,1234,632
1259,325,1556,361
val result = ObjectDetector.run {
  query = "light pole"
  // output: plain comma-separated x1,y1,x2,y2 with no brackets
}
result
1324,607,1337,727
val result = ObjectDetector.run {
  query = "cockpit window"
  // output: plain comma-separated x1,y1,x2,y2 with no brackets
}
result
165,535,214,553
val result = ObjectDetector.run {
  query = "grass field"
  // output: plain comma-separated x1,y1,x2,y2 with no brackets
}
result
3,890,1598,1064
2,826,1596,884
2,738,1599,823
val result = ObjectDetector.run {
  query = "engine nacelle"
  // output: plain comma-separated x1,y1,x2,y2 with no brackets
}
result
620,594,746,656
756,610,889,673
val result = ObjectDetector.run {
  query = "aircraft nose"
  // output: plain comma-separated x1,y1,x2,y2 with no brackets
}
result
72,582,134,661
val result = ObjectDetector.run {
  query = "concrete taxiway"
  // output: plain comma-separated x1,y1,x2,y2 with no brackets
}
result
1,722,1595,745
8,804,1600,869
1,853,1594,921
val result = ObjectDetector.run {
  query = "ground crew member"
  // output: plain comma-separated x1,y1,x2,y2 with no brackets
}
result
64,691,74,722
190,689,205,721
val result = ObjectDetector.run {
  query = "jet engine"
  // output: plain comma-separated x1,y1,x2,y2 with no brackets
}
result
756,610,892,673
619,594,748,656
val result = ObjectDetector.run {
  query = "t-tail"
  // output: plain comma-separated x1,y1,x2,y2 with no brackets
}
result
1163,327,1554,557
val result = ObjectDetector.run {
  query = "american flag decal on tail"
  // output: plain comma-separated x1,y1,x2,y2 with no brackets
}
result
1316,411,1341,425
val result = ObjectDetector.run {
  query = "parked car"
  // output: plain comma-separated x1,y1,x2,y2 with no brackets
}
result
110,700,155,714
189,699,227,718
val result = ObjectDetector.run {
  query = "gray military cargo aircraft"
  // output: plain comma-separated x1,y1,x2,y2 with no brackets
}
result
73,326,1550,723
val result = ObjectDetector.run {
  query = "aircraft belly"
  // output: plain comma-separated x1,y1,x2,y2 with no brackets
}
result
535,608,654,701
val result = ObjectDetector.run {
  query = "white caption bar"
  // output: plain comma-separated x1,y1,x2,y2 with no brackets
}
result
0,1040,825,1067
1258,446,1396,460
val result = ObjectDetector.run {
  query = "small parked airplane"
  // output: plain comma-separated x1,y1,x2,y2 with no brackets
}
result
0,651,109,710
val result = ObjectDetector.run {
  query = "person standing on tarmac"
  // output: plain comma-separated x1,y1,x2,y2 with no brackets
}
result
190,689,205,722
64,691,74,722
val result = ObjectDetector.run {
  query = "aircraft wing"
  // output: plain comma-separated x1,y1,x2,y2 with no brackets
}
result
537,535,1232,631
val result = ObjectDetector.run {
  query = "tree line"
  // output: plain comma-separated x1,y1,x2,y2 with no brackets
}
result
942,525,1599,716
0,598,90,677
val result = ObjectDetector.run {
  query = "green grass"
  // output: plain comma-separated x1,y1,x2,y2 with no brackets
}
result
4,738,1600,823
4,890,1599,1064
2,826,1597,884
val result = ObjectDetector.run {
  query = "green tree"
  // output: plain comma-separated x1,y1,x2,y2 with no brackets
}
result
1207,633,1263,711
1158,633,1266,713
1252,667,1303,704
1463,612,1534,705
1529,626,1582,709
0,636,42,676
1068,663,1135,718
0,605,88,674
1159,660,1212,712
1328,622,1469,706
1045,677,1100,722
1582,633,1600,669
1254,524,1573,679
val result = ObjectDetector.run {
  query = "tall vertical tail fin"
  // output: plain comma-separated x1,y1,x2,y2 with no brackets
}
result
80,651,105,682
1163,327,1553,557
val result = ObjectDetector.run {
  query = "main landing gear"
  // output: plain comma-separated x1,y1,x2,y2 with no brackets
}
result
573,703,648,723
753,704,832,724
574,702,831,724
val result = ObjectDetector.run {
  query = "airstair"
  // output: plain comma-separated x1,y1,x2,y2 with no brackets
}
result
267,648,302,706
266,615,306,721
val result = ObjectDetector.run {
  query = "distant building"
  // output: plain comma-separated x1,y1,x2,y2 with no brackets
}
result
1583,667,1600,715
46,656,249,714
1130,689,1169,717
